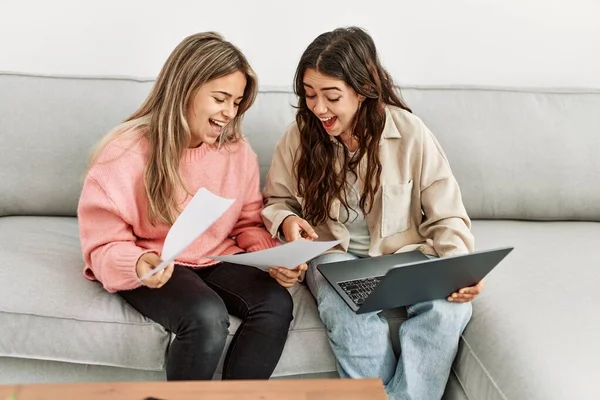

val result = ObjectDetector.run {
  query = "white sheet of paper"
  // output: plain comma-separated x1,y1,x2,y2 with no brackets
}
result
140,188,235,281
208,240,341,271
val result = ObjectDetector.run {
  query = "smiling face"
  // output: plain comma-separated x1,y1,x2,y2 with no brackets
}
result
186,70,247,148
303,68,364,142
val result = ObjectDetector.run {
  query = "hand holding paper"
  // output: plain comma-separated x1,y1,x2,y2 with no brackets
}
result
139,188,235,281
268,262,308,288
136,252,174,288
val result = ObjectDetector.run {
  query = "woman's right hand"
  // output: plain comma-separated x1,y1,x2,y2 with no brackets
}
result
281,215,318,242
136,252,174,289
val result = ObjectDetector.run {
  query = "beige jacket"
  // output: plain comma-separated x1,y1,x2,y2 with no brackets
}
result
261,106,474,258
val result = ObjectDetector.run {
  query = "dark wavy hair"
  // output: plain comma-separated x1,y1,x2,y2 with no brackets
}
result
294,26,412,226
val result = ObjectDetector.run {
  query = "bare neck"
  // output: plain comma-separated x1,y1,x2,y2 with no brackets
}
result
339,132,359,152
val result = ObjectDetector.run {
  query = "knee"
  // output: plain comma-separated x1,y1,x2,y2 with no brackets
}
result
179,296,230,344
260,284,294,323
322,307,385,347
447,300,473,324
413,299,472,328
317,293,360,334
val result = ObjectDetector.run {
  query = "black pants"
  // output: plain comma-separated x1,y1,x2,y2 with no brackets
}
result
118,262,293,380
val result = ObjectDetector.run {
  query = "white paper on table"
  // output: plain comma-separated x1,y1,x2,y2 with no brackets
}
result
140,188,235,281
208,240,341,271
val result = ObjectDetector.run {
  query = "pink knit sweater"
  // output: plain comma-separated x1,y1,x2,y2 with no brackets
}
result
78,133,279,293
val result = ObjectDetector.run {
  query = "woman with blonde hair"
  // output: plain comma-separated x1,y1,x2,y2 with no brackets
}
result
78,32,302,381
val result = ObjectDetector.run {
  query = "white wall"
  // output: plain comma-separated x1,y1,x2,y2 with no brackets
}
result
0,0,599,88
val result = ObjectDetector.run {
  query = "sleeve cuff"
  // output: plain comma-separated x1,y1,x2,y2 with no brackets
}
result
106,248,157,292
268,211,297,238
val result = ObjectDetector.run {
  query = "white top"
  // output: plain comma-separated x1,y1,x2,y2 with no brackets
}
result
338,150,371,256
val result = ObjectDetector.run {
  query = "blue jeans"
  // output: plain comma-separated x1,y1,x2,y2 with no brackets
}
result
307,252,472,400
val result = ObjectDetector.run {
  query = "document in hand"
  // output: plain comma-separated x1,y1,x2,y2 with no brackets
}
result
139,188,235,281
208,240,341,271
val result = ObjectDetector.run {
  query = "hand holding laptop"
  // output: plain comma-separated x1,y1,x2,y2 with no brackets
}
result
448,279,485,303
317,247,513,314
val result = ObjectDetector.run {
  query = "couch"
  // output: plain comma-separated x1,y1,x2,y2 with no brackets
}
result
1,72,599,399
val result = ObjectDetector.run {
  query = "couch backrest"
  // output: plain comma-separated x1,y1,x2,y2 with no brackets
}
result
402,87,600,221
1,72,599,221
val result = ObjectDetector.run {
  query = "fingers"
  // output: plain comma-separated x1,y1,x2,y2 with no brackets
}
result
268,268,291,287
139,257,171,289
286,229,302,242
297,263,308,273
298,219,318,240
145,269,163,288
269,266,302,288
460,285,482,296
447,292,475,302
282,219,302,241
141,271,162,288
157,263,175,288
281,215,302,242
448,280,484,303
143,252,163,267
269,268,297,284
283,216,317,242
277,267,301,280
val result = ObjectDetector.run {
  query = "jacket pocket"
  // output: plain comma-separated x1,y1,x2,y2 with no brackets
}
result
381,180,413,237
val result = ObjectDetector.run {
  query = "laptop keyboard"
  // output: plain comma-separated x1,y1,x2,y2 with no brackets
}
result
339,276,383,306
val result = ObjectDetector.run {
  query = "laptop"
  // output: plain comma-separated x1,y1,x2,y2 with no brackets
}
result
317,247,514,314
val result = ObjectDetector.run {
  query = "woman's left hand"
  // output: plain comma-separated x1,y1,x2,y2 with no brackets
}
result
448,279,485,303
269,263,308,288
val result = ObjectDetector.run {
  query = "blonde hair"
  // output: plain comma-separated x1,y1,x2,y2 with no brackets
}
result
89,32,258,225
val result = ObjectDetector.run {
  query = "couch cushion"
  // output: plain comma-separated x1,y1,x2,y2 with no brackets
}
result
0,357,166,385
0,216,335,376
455,220,600,400
0,216,170,370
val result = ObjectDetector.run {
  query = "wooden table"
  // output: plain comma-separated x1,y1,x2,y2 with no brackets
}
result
0,378,387,400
